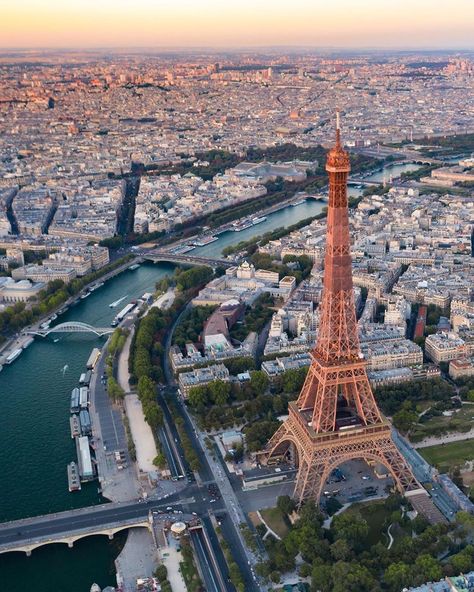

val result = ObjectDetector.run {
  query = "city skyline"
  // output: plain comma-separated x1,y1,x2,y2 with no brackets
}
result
2,0,474,49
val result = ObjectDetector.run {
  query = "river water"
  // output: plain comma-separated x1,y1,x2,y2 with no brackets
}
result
0,161,419,591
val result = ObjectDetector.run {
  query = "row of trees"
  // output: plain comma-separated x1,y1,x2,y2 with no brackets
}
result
185,367,306,433
108,327,128,355
137,376,164,430
374,378,454,416
173,265,213,292
166,402,201,472
173,305,216,348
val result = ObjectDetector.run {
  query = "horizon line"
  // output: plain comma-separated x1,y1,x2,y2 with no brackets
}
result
1,45,473,52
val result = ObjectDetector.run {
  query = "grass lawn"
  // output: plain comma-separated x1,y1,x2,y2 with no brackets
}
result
345,500,390,546
260,507,290,539
419,439,474,472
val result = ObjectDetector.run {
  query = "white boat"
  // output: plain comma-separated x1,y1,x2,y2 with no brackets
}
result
175,245,195,254
233,220,253,232
5,348,22,364
292,199,306,207
109,295,127,308
193,235,218,247
252,216,267,225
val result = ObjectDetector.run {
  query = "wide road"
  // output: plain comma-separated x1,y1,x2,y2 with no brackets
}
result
161,304,260,591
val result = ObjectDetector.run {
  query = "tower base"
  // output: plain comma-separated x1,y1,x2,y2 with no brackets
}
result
261,402,423,506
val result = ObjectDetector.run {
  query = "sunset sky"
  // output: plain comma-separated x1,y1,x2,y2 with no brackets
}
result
1,0,474,49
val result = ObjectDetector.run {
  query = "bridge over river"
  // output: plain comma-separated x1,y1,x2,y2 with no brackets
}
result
142,250,235,268
26,321,114,338
0,496,187,555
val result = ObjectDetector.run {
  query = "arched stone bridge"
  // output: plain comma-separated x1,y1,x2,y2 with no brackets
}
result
0,501,155,556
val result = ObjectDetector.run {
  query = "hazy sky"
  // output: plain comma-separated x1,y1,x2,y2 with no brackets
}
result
2,0,474,49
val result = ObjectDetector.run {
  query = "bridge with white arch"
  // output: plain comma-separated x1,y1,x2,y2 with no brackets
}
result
27,321,114,338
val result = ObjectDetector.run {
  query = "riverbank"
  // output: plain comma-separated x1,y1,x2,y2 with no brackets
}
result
0,256,139,366
0,261,176,592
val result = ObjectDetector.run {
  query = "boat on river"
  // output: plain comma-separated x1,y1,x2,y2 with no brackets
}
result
109,295,127,308
67,461,81,492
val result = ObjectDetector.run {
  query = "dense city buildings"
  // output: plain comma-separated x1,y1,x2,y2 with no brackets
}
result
1,46,474,592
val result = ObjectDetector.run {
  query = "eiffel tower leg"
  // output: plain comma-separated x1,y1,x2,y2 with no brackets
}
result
293,454,328,506
374,437,421,493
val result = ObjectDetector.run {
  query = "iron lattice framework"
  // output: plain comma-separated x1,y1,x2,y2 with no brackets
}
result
262,118,421,505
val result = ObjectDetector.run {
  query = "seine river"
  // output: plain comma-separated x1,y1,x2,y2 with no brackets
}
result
0,162,418,591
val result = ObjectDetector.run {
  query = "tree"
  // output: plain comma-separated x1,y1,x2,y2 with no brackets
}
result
277,495,296,516
449,546,474,574
331,512,369,552
188,385,210,408
392,401,418,433
244,420,280,452
299,563,312,578
331,561,379,592
411,515,429,534
138,375,156,402
143,401,164,429
414,554,442,584
311,560,333,592
326,497,343,516
249,370,269,395
384,562,412,592
270,571,281,584
153,453,167,469
107,376,125,401
208,380,231,406
330,538,352,561
282,367,308,394
154,564,168,582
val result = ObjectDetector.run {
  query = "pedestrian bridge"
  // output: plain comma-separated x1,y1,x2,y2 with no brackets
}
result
27,322,114,338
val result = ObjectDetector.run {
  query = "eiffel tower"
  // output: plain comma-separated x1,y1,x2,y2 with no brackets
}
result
262,114,422,506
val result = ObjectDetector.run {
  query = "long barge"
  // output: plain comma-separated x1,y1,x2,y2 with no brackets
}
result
70,414,81,438
67,461,81,492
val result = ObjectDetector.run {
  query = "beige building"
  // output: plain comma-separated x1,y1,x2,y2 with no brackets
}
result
12,264,77,284
0,278,44,302
361,339,423,371
425,332,467,364
449,358,474,380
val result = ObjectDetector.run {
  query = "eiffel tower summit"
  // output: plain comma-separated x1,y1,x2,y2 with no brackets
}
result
262,112,426,508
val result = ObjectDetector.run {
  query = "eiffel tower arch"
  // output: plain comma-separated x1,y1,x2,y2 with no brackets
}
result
260,113,426,509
